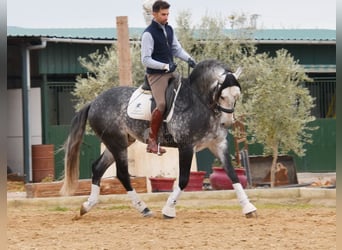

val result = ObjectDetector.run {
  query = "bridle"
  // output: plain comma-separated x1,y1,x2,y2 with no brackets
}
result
212,70,242,115
186,64,242,116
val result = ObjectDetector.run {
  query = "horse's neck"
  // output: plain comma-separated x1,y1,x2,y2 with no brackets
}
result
189,81,211,104
178,80,213,115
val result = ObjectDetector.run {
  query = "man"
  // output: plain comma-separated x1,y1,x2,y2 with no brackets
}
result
141,0,196,155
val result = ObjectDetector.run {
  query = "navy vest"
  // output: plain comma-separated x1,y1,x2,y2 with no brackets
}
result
144,20,174,74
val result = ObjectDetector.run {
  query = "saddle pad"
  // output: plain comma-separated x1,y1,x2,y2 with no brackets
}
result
127,87,152,121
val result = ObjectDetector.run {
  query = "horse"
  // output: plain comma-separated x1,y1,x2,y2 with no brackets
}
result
60,59,257,219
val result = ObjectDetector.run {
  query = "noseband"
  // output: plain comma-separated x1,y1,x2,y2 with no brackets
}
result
216,102,236,114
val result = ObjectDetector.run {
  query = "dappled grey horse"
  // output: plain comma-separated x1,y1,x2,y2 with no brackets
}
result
60,59,257,219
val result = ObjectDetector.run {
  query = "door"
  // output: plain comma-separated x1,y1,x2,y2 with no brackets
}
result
42,81,100,179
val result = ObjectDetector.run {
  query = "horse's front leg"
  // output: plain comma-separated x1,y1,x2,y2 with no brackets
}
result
162,145,193,219
223,153,257,218
80,150,114,216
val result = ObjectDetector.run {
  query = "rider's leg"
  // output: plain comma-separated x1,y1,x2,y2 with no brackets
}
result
146,73,172,155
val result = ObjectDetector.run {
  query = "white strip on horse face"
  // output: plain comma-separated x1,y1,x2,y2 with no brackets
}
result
228,86,241,100
220,86,240,107
218,86,241,127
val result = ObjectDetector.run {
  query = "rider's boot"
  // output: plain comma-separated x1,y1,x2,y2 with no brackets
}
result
146,108,166,155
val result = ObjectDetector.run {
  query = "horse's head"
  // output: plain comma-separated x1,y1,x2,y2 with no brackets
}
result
212,70,241,127
189,60,242,128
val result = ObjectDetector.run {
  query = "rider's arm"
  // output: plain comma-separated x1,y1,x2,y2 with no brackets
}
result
141,32,168,70
171,33,193,62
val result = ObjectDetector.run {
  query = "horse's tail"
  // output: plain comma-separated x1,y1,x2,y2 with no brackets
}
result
60,103,91,196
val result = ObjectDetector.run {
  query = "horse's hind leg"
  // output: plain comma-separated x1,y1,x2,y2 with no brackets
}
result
111,147,153,217
80,149,114,216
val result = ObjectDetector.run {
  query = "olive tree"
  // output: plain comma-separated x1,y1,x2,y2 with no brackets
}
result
173,12,317,188
73,43,144,111
175,11,256,71
238,49,317,187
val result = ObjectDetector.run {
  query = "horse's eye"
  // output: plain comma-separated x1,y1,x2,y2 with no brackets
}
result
220,96,225,100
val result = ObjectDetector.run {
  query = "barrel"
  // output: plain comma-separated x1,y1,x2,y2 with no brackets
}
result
31,144,55,182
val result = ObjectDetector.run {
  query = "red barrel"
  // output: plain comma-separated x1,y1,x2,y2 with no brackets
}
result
31,144,55,182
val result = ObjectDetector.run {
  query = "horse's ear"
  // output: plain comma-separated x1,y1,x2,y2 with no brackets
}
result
232,67,242,79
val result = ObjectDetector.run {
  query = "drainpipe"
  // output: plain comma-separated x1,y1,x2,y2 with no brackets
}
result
22,39,47,183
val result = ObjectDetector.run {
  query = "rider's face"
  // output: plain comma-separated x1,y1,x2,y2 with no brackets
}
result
153,8,169,25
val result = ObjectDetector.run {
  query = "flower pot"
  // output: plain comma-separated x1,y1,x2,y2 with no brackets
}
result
209,167,247,190
149,177,176,192
184,171,206,191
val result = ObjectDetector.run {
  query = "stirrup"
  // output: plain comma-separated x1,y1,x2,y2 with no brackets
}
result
157,143,166,155
146,141,166,155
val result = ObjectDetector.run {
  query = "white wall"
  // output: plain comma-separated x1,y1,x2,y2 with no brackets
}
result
102,141,198,192
7,88,42,175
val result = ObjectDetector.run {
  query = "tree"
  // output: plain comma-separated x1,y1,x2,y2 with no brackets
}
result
239,49,317,187
73,46,119,111
174,11,257,76
73,44,144,111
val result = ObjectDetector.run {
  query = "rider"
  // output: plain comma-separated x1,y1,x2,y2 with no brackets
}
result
141,0,196,155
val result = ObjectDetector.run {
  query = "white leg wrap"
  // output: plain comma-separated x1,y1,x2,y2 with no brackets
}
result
233,183,257,215
127,189,150,215
162,186,182,218
82,184,100,213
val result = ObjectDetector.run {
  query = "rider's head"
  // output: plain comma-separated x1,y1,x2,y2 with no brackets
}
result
152,1,170,25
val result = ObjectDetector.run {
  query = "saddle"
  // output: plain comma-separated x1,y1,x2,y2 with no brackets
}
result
127,75,182,122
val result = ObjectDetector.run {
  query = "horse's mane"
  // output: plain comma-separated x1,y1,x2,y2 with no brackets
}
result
189,59,232,94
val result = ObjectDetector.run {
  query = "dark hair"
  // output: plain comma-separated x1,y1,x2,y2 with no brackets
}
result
152,1,170,12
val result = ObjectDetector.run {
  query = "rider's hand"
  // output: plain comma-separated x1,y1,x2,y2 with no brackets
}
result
164,62,177,73
187,58,196,68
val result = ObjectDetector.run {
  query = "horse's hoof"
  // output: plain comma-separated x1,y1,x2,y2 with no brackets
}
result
80,205,88,216
72,214,82,221
142,207,153,217
163,214,175,219
245,211,258,218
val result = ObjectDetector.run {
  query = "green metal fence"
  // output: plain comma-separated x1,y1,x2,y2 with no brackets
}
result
305,77,336,118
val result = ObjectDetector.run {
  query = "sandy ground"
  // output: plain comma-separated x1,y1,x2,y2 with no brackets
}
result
8,201,336,250
7,175,336,250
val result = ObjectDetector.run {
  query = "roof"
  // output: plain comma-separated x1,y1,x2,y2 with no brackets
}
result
252,29,335,41
303,64,336,73
8,26,336,44
7,26,143,40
